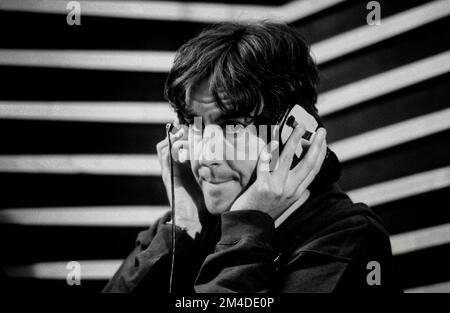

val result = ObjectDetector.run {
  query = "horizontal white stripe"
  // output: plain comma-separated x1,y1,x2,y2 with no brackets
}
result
405,281,450,293
348,166,450,207
279,0,347,23
1,166,448,227
1,108,447,174
390,223,450,255
0,101,176,123
1,52,448,123
0,50,175,72
3,260,122,280
0,1,447,72
330,108,450,162
0,206,169,227
0,0,345,23
313,0,450,64
317,51,450,116
0,155,161,175
4,223,449,279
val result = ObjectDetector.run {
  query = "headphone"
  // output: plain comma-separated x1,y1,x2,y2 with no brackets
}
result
275,104,341,189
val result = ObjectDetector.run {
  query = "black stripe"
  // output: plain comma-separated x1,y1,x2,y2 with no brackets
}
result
1,277,107,293
322,73,450,142
339,130,450,191
0,119,166,155
0,131,447,208
2,17,447,103
2,233,449,291
0,67,447,155
0,174,169,208
292,0,434,44
3,246,449,292
0,0,434,51
0,225,145,264
0,11,206,51
373,187,450,235
2,67,447,155
318,17,450,92
2,187,449,263
394,243,450,289
0,67,168,101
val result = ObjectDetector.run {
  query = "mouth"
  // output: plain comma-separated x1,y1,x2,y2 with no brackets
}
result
202,178,232,185
198,167,239,187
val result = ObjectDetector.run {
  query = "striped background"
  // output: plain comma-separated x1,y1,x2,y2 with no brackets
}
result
0,0,449,293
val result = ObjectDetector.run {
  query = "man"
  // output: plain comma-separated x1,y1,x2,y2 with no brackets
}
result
104,22,396,293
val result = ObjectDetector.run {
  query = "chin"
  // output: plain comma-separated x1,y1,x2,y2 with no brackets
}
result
202,182,241,215
204,195,235,215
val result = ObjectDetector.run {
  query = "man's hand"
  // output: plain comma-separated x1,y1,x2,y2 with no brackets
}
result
156,123,205,239
230,124,327,223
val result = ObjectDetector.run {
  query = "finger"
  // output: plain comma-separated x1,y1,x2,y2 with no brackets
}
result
180,124,189,140
300,139,327,189
293,136,327,193
156,138,168,167
156,127,184,166
171,140,190,163
276,123,306,179
156,136,168,152
169,127,185,141
257,142,277,179
291,127,326,178
274,190,310,228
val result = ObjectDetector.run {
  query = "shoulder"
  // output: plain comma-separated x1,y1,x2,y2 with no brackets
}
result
296,203,392,262
135,210,172,249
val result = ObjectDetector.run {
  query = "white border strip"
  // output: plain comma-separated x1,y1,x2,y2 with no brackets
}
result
4,223,450,279
348,166,450,207
1,166,448,226
405,281,450,293
313,0,450,64
0,101,175,123
0,50,175,72
0,206,169,227
0,155,161,175
318,51,450,116
0,0,346,23
330,108,450,163
390,223,450,255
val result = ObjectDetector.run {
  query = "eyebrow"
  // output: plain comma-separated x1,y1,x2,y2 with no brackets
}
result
183,96,251,123
183,107,246,124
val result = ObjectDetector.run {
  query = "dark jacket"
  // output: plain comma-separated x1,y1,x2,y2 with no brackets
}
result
103,183,397,293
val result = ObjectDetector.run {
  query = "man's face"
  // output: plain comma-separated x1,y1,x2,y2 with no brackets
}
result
187,79,266,215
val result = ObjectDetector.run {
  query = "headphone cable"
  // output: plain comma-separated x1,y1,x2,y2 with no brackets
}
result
166,123,176,294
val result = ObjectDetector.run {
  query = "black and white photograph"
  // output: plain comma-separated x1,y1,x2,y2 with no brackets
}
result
0,0,449,301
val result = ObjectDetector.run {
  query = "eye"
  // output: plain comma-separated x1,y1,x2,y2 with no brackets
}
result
224,121,246,135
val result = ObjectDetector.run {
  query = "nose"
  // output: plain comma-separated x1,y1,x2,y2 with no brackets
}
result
198,125,225,167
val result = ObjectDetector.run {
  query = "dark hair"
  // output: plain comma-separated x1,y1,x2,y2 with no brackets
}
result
164,21,320,126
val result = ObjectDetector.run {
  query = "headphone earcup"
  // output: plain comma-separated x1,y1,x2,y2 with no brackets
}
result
310,148,341,189
289,147,341,189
